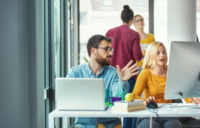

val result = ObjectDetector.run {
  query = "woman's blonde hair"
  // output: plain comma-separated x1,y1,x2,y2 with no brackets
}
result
142,42,168,70
133,14,143,23
134,14,143,19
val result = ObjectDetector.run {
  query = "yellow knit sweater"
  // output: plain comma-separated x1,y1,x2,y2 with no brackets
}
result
133,69,191,103
136,34,155,67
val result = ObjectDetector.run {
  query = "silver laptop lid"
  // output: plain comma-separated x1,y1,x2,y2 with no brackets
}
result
55,78,105,110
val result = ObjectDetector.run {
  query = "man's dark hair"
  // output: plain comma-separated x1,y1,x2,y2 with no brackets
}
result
87,35,112,57
121,5,134,23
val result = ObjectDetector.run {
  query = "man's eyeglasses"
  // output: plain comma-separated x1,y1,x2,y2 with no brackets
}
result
95,47,114,53
134,18,144,23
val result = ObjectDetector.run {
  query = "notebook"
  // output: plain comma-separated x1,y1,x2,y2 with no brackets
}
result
113,100,144,107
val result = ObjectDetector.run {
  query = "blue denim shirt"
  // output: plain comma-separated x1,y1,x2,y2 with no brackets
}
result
67,62,130,128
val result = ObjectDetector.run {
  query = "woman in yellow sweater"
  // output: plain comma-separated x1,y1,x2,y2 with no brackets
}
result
133,14,155,69
133,14,155,56
133,42,191,128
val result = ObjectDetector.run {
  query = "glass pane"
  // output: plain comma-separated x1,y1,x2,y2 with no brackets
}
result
69,0,75,68
53,0,62,127
154,0,167,47
79,0,149,64
68,1,71,70
54,0,61,77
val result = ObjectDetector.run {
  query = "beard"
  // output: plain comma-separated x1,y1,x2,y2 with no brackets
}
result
95,52,112,66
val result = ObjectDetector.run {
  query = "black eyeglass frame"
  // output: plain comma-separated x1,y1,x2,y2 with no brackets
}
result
134,18,144,23
95,47,114,53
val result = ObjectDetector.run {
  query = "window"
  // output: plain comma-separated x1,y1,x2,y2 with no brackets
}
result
154,0,199,48
80,12,88,24
54,0,61,78
44,0,70,127
79,0,149,64
102,0,113,7
133,0,146,8
154,0,167,47
44,1,200,127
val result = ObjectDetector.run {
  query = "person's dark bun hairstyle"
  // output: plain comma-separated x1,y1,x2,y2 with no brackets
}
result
123,5,130,10
121,5,134,23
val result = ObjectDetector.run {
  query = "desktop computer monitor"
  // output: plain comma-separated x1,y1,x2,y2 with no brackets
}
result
165,41,200,100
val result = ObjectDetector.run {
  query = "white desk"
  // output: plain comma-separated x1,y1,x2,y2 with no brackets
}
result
49,104,200,128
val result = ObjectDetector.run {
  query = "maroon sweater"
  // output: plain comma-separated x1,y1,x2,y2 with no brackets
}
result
106,25,143,80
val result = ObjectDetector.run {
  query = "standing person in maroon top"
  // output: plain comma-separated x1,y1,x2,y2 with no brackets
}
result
106,5,143,128
106,5,142,93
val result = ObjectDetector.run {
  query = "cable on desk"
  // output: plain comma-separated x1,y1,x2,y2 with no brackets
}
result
146,103,180,128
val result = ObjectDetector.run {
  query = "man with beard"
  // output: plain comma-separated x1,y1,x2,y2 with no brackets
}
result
67,35,139,128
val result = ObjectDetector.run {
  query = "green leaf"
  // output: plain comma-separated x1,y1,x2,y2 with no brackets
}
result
73,54,88,62
83,57,88,62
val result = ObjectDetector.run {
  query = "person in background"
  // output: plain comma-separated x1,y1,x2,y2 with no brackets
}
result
133,14,155,69
133,42,192,128
106,5,143,128
67,35,139,128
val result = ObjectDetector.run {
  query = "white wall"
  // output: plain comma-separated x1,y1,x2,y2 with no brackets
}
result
0,0,44,128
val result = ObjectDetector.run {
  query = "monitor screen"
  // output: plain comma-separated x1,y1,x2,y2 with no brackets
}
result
165,41,200,100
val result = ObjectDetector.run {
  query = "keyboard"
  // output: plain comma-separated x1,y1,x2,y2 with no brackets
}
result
163,103,198,108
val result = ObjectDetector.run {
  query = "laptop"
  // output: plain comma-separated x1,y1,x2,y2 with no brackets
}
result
55,78,107,111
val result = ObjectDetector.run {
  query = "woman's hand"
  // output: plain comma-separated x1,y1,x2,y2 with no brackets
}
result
191,97,200,104
144,96,158,105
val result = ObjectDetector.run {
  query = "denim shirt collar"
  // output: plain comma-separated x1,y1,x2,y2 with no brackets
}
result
86,62,106,76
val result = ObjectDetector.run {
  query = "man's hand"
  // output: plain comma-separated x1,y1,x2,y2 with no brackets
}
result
117,60,139,82
191,97,200,104
144,96,158,105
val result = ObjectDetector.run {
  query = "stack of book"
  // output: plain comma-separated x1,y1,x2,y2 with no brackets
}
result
112,100,146,112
